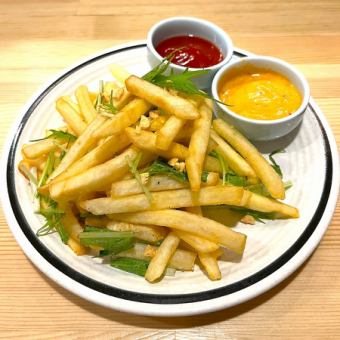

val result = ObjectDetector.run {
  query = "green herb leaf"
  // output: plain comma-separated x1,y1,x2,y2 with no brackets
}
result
79,231,134,254
127,152,153,203
36,151,56,194
284,180,293,191
147,158,188,182
246,183,271,197
269,149,286,178
210,150,228,185
95,80,118,115
110,257,150,277
225,172,247,187
30,129,77,143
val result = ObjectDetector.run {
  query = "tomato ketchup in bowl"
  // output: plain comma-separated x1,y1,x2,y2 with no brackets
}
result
147,17,233,88
156,35,224,68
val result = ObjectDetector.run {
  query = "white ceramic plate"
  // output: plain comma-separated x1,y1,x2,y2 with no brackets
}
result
1,41,339,317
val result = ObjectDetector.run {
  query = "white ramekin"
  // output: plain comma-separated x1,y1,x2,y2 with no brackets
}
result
147,16,233,89
211,56,310,141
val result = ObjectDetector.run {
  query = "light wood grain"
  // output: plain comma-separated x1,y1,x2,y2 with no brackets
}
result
1,0,340,339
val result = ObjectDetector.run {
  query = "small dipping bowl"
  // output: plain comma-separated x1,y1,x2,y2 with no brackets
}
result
147,16,233,89
211,56,310,141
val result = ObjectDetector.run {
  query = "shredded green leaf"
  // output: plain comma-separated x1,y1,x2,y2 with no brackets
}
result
146,158,208,183
230,207,277,223
30,129,77,143
36,202,69,244
20,164,38,187
247,183,271,197
111,257,150,277
209,150,228,185
142,56,229,106
269,149,286,178
127,152,153,203
79,231,134,254
95,80,118,115
225,172,247,187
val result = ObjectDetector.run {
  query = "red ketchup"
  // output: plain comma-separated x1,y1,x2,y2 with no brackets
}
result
156,35,223,68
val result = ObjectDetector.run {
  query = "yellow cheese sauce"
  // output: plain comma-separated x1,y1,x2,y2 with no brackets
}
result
218,67,302,120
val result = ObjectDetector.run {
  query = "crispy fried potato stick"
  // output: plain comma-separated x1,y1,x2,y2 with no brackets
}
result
174,230,219,253
67,237,87,256
156,116,186,150
213,119,285,199
61,96,80,114
75,85,98,124
49,147,155,200
22,139,59,159
186,100,213,191
113,210,247,254
56,97,87,136
210,129,257,178
46,132,130,185
110,173,219,197
125,127,222,173
47,115,107,183
118,243,196,271
125,75,199,120
109,64,131,85
145,232,180,282
62,205,84,241
198,249,223,281
80,186,246,214
245,191,299,218
107,220,167,244
149,115,168,131
94,98,152,138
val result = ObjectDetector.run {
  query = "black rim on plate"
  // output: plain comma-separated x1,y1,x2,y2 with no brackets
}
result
6,44,333,304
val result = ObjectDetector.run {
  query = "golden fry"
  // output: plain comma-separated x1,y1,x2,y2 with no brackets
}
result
125,75,199,120
156,116,186,150
75,85,98,124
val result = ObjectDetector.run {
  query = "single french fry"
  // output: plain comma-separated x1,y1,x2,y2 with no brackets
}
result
94,98,152,138
198,249,223,281
67,237,87,255
145,232,180,282
22,139,58,159
118,243,196,271
156,116,186,150
49,147,155,201
114,209,247,254
244,191,299,218
56,97,87,136
125,127,188,160
210,129,257,178
47,132,130,184
81,186,246,215
213,119,285,199
61,96,80,114
186,100,213,191
149,115,168,131
75,85,98,124
111,172,219,197
107,220,167,243
174,230,219,253
62,205,84,241
125,75,199,120
47,115,107,183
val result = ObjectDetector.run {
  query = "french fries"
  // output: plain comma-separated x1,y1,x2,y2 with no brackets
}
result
113,209,247,254
94,98,152,138
110,173,219,197
19,60,300,284
56,97,87,136
213,119,285,199
210,129,257,178
156,116,186,150
80,186,247,214
126,76,199,120
75,85,98,124
186,100,213,191
49,147,154,200
145,232,180,282
47,115,107,183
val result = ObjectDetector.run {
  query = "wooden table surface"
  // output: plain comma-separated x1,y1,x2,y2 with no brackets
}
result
1,1,340,339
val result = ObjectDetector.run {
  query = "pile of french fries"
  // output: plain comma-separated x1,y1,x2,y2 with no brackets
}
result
19,63,299,283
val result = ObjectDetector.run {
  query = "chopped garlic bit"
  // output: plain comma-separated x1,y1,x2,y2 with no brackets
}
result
144,245,157,258
168,158,186,172
103,81,124,100
149,110,160,119
241,215,256,225
135,115,150,134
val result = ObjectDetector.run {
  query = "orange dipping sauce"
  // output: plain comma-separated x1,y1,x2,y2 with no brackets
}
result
218,66,302,120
